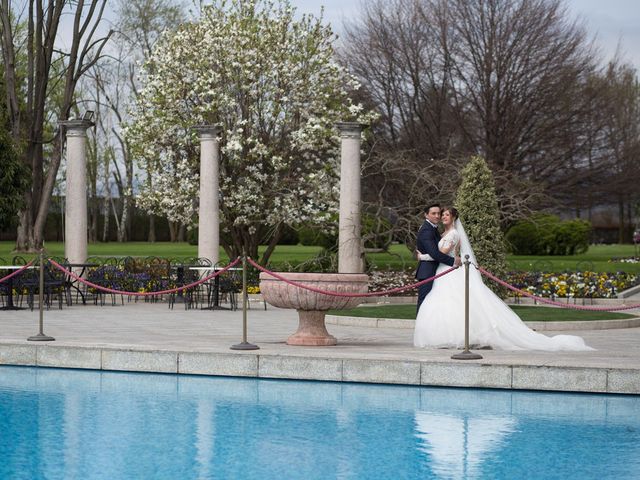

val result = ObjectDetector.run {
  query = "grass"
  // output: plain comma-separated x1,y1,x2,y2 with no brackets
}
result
507,244,640,274
0,241,638,273
0,242,322,265
328,304,636,321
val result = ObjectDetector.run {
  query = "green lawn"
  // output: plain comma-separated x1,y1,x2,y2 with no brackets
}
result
0,242,323,265
328,304,636,321
0,241,638,273
507,244,640,274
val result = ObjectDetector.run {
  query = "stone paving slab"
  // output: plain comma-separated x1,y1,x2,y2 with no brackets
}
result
1,302,639,394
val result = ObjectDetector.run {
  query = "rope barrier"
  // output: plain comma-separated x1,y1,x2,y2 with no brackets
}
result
0,261,36,284
248,257,459,297
48,257,242,297
477,265,640,312
19,255,636,312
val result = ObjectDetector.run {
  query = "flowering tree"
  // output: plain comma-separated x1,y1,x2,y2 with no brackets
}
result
126,0,372,262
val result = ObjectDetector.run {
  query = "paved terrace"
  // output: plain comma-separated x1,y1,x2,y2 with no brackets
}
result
1,301,639,395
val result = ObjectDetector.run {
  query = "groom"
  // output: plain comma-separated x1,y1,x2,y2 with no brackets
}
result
415,203,460,312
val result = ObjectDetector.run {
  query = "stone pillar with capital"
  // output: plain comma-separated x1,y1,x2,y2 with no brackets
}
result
336,122,367,273
193,125,222,264
60,119,93,265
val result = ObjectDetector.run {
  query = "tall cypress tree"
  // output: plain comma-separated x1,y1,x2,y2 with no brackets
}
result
455,155,507,295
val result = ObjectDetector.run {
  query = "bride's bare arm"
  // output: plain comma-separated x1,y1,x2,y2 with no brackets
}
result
439,242,454,255
417,242,450,260
417,232,457,260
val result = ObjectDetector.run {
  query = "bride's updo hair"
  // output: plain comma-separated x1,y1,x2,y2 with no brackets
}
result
443,206,459,220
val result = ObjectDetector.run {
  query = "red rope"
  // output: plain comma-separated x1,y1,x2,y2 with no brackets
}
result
48,257,242,297
478,265,640,312
0,260,36,284
248,257,458,297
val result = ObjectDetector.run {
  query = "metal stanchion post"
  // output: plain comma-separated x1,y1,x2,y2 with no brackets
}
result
451,254,481,360
28,249,55,342
231,254,259,350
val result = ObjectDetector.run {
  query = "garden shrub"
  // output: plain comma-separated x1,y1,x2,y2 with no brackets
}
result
362,214,393,250
505,214,557,255
278,225,299,245
297,225,337,249
187,227,198,245
506,214,591,255
559,219,590,254
298,214,392,250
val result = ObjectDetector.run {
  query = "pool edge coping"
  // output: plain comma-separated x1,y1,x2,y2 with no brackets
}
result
1,342,638,395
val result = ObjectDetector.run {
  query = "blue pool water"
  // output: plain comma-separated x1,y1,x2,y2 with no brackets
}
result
0,366,639,480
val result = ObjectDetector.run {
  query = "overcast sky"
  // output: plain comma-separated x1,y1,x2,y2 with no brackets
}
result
289,0,640,70
56,0,640,72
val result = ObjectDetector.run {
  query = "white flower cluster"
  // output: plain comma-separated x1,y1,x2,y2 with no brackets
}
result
125,0,375,240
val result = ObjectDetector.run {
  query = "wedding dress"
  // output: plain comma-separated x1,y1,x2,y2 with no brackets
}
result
413,220,594,351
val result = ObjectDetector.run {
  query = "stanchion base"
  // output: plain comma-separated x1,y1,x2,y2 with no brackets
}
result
451,350,483,360
27,334,55,342
230,342,260,351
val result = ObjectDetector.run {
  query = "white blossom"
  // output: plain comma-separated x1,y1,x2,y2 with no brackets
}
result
126,0,376,248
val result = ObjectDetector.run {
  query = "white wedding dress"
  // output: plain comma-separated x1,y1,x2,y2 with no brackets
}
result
413,220,594,351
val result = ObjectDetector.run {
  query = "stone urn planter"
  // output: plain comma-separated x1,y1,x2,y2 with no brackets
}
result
259,272,369,346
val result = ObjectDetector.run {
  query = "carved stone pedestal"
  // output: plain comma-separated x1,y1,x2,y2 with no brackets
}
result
259,272,369,346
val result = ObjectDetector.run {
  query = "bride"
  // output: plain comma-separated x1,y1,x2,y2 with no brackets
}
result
413,207,594,351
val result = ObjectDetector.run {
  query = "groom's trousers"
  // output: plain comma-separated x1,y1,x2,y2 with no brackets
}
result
416,261,438,312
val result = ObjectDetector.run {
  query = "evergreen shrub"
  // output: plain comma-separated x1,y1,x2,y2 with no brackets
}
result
506,214,590,255
455,155,508,296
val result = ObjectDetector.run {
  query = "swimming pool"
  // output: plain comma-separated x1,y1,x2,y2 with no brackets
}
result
0,366,638,479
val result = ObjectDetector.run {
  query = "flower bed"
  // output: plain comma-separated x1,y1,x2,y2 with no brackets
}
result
368,269,417,296
506,271,638,298
367,268,639,298
610,257,640,264
86,265,175,294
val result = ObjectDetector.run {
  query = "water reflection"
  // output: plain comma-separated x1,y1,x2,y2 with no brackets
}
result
415,413,516,479
0,366,639,480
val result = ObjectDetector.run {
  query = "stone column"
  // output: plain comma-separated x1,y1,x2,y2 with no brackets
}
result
336,122,367,273
60,119,93,265
193,125,222,264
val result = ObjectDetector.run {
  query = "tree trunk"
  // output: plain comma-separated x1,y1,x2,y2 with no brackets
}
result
260,224,282,265
618,197,625,244
627,201,633,243
117,196,129,242
102,196,110,242
89,195,98,243
148,214,156,242
168,220,178,242
15,207,34,252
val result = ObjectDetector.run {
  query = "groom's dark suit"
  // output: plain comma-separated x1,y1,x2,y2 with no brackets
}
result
415,221,455,311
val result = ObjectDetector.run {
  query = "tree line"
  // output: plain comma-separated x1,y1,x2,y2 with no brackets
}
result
343,0,639,245
1,0,638,259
